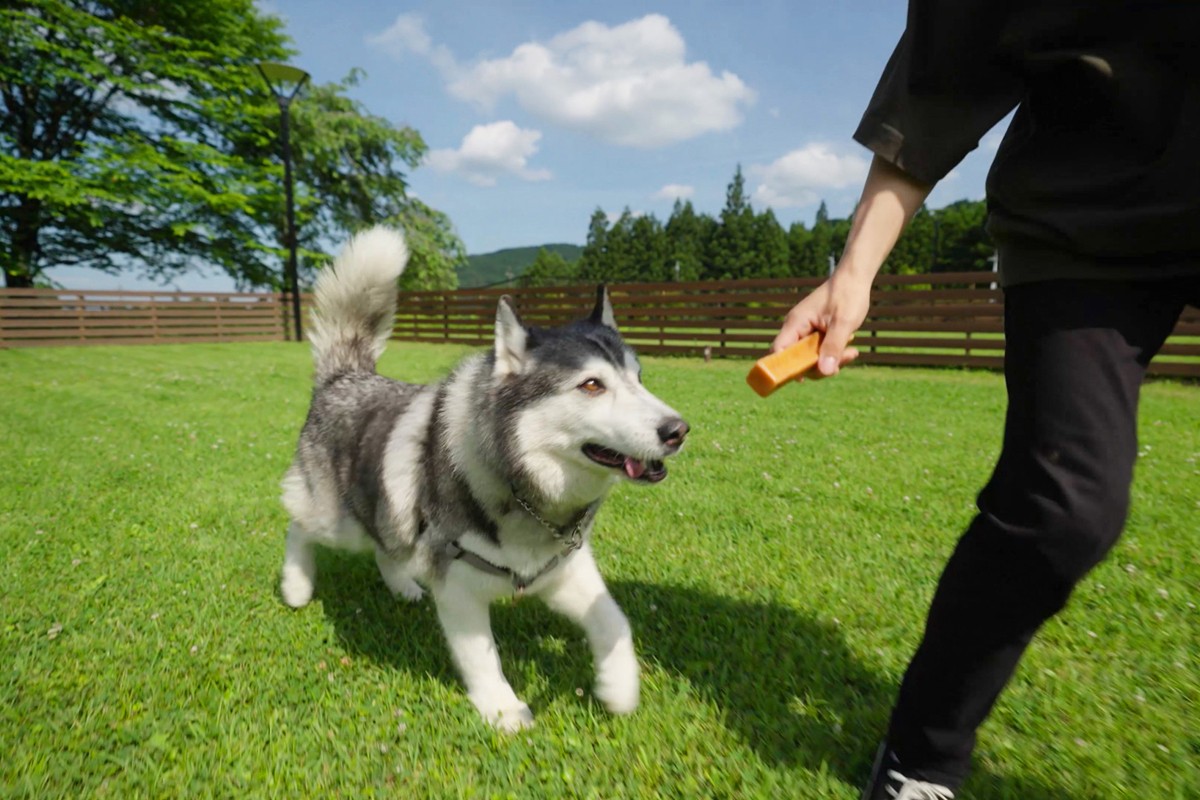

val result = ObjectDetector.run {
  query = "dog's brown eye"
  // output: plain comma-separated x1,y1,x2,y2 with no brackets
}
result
579,378,605,394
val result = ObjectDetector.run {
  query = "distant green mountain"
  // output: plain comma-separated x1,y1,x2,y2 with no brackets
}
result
457,243,584,288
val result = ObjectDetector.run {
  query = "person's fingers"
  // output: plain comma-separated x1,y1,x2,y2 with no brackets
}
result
817,318,857,376
800,343,861,383
770,305,817,353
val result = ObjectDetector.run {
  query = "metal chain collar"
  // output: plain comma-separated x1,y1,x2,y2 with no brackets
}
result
511,487,593,554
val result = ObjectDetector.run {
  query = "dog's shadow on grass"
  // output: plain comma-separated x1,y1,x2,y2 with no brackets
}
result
314,552,1074,799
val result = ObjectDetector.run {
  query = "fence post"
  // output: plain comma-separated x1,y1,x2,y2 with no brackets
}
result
442,293,449,343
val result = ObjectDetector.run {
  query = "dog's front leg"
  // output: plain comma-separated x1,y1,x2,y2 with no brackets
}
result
433,566,534,732
538,545,640,715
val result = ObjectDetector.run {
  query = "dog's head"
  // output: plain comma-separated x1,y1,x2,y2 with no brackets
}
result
489,286,688,499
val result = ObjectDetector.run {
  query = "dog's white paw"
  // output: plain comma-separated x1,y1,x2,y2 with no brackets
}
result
376,552,424,602
280,566,314,608
594,657,640,715
393,577,425,603
471,693,535,732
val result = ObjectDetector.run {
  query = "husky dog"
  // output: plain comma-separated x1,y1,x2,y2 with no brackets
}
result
279,227,688,730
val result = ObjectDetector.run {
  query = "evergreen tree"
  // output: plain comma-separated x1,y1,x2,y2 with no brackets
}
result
798,201,837,277
751,209,790,278
577,208,610,282
934,199,993,272
886,205,936,275
628,213,670,281
708,164,756,279
664,199,705,281
604,208,638,282
787,221,816,277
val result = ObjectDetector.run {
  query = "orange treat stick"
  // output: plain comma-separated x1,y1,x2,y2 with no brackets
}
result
746,332,823,397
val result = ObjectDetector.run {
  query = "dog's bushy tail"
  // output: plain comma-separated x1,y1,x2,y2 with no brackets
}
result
309,226,409,381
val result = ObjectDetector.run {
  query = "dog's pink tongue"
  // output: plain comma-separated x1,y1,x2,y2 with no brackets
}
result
624,457,646,479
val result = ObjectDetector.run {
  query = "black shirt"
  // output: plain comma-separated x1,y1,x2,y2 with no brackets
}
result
854,1,1200,285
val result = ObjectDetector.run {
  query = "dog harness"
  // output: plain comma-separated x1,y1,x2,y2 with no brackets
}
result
447,491,598,595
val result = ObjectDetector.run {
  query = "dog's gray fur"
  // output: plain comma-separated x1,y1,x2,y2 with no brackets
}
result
279,226,688,730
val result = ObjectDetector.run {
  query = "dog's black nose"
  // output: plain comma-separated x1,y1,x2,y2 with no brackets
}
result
657,418,689,448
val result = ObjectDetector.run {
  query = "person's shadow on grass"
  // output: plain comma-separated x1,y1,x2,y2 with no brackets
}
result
311,551,1073,799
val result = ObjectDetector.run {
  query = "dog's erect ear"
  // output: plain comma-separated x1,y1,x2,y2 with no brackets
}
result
589,285,618,331
493,295,528,377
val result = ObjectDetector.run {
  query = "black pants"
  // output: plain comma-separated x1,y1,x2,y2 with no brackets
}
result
886,276,1200,788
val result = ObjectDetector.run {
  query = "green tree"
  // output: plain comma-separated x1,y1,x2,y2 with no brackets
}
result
518,247,577,288
577,208,611,283
787,220,816,277
235,70,460,289
707,164,756,279
664,199,705,281
1,1,463,290
886,205,936,275
628,213,669,281
390,199,464,291
751,209,790,278
933,199,992,273
0,0,290,287
795,201,837,278
603,209,638,282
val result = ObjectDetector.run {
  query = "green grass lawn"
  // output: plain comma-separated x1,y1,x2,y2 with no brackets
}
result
1,342,1196,799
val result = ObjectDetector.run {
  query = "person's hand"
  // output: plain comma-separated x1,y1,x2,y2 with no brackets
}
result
770,268,872,377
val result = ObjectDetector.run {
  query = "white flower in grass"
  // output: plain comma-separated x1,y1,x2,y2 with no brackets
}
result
47,622,63,639
1157,588,1169,599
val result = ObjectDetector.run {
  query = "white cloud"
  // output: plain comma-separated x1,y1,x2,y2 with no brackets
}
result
653,184,694,201
367,13,456,73
606,209,645,225
750,143,869,209
371,13,755,148
425,121,552,187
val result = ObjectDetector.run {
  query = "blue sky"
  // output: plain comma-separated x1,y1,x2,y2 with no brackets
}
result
50,0,1009,290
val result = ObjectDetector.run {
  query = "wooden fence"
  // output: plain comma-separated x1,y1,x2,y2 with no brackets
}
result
393,272,1200,379
3,275,1198,378
0,287,285,347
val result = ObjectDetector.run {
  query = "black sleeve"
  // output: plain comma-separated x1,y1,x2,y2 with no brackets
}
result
854,1,1024,185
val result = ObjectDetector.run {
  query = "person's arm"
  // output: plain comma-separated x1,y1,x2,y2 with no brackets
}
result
770,155,932,375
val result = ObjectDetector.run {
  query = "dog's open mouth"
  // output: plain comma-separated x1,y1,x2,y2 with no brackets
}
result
582,444,667,483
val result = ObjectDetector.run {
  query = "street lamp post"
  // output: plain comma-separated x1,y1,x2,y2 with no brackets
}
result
256,61,310,342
